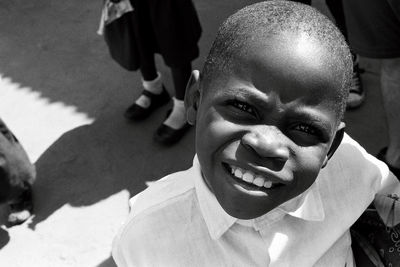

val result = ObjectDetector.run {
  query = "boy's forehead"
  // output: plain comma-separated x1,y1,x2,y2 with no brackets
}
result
200,31,343,120
205,31,342,79
206,32,343,91
240,31,336,68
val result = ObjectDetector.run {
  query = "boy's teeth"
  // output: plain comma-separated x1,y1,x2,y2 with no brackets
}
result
230,165,276,189
264,180,272,189
242,172,255,183
234,168,243,178
253,176,265,187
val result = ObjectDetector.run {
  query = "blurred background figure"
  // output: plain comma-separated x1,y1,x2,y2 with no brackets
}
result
294,0,364,109
343,0,400,177
107,0,202,146
0,118,35,226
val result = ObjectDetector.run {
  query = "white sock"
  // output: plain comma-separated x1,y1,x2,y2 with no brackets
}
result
163,97,186,129
135,72,162,108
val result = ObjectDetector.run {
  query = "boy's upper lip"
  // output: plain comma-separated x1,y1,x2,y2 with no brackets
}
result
222,159,290,185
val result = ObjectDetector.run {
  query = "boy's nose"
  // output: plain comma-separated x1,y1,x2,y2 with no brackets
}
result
241,127,289,162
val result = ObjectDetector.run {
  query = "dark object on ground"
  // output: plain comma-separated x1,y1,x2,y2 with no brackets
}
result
7,182,33,226
0,118,35,226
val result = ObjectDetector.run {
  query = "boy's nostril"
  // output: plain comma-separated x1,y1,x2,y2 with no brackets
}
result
241,131,289,162
274,147,290,161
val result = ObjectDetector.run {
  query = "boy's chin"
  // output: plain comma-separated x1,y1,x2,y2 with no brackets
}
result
222,203,279,220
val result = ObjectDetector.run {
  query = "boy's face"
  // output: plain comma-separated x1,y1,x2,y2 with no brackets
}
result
189,33,345,219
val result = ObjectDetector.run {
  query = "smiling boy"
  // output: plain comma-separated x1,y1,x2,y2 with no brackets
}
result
112,1,400,266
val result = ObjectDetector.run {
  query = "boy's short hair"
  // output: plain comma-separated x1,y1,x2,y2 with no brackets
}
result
202,0,352,120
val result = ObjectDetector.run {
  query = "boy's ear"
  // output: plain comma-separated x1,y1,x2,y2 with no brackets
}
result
184,70,201,125
322,122,345,168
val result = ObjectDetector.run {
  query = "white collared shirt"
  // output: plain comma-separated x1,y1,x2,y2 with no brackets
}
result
112,133,400,267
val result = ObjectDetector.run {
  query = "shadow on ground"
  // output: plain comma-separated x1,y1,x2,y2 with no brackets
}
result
30,109,195,227
97,256,117,267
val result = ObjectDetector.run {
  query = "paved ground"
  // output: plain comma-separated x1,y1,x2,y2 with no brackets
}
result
0,0,389,266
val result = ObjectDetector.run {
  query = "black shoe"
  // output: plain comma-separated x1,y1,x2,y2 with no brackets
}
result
7,182,33,226
154,121,191,146
346,54,365,110
124,86,170,121
377,147,400,179
346,63,365,110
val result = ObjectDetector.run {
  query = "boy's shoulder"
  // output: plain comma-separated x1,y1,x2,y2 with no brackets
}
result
317,133,391,216
128,167,197,218
116,165,201,240
333,133,387,177
324,132,388,188
113,166,206,266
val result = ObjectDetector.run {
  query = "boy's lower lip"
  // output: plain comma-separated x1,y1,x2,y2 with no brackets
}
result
221,163,284,194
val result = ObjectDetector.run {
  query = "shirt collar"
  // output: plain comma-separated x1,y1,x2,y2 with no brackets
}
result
193,155,325,239
193,156,237,239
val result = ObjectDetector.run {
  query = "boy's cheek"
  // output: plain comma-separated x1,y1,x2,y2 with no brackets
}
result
294,150,327,181
199,113,239,141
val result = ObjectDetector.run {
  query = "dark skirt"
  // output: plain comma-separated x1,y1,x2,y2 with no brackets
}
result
131,0,202,69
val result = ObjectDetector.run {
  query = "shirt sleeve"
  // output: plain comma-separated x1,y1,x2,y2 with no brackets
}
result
341,133,400,226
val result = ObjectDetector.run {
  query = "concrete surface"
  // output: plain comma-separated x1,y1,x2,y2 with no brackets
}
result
0,0,389,266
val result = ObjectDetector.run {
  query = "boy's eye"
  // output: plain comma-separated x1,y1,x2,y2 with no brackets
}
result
289,123,325,146
229,100,256,116
293,124,318,135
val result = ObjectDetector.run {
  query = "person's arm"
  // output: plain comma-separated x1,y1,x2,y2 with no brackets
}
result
374,169,400,227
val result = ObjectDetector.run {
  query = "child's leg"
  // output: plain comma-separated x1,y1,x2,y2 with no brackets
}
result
163,63,192,129
139,51,158,82
153,63,192,145
171,63,192,101
136,53,164,104
124,51,170,120
381,58,400,169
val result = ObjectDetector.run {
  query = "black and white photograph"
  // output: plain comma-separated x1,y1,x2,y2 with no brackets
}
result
0,0,399,266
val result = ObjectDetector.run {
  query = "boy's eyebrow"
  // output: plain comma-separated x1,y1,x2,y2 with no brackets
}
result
223,86,272,107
